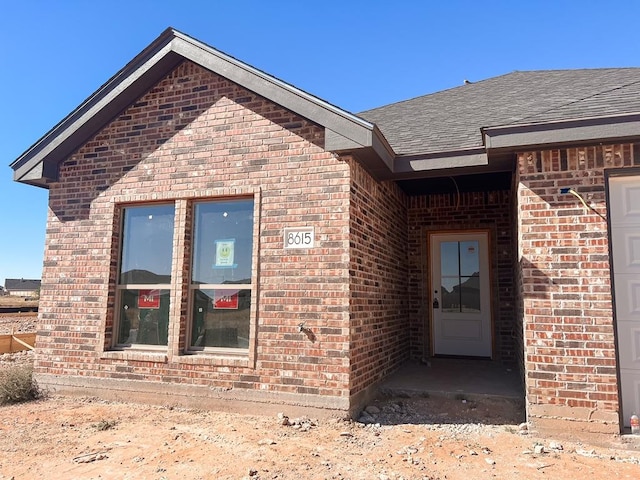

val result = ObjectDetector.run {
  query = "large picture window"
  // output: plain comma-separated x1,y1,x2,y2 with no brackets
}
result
190,199,254,350
116,204,174,346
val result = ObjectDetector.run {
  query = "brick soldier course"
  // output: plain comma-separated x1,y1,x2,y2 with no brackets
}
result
11,28,640,437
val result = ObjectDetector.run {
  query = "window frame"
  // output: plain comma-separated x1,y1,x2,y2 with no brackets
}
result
186,196,257,356
113,202,176,351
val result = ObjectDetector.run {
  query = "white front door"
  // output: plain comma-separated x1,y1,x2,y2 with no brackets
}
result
609,174,640,429
430,232,492,357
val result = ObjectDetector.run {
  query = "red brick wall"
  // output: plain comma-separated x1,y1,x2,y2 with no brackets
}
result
348,161,409,402
512,173,526,379
37,61,353,410
407,190,515,361
517,144,638,432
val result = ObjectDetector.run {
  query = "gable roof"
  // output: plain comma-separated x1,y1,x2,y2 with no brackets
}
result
4,279,41,291
10,28,393,187
9,28,640,185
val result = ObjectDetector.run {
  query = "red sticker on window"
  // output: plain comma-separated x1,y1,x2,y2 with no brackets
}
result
213,290,239,309
138,290,160,309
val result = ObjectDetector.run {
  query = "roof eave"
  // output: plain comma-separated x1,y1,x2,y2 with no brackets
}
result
483,112,640,151
327,124,396,179
11,29,182,187
393,147,488,177
10,28,385,187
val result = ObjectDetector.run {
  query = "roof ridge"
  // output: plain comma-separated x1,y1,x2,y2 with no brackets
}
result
359,67,640,115
507,66,640,74
358,70,520,115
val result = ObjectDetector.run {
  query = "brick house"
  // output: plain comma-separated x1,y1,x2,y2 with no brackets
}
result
10,28,640,435
4,278,41,297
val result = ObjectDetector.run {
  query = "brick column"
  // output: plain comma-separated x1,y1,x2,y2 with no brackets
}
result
516,145,636,434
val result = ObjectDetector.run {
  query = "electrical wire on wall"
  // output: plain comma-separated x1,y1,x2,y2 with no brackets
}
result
560,187,607,220
449,176,460,210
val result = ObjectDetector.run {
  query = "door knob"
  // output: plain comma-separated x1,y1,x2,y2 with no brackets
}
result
433,298,439,309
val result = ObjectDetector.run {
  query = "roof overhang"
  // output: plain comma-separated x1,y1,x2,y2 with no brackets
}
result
10,28,385,188
14,28,640,189
325,124,395,179
482,112,640,152
392,147,488,179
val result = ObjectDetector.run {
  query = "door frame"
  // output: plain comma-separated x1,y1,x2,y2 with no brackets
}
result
427,229,495,358
605,167,640,431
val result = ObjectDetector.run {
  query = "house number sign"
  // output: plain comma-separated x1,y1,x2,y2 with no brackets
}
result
284,227,314,249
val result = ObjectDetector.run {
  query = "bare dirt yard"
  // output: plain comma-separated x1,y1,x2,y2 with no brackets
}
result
1,394,639,480
0,296,38,308
0,312,38,336
1,313,639,480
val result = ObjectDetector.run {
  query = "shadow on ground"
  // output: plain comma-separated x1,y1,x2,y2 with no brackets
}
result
359,393,526,427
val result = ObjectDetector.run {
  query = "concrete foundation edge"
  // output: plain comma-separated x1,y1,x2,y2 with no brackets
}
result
348,380,379,418
35,373,351,419
528,403,620,435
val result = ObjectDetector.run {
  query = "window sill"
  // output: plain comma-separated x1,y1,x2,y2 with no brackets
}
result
176,351,249,367
101,350,168,363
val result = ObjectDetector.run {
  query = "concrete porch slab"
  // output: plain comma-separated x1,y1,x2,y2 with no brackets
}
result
379,358,524,400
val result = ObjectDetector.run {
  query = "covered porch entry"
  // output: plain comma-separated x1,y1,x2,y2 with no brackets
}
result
378,170,525,409
403,171,521,366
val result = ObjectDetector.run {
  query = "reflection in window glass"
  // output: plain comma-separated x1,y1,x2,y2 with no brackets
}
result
192,200,254,285
190,199,254,350
191,289,251,348
459,241,479,276
120,205,175,284
440,241,459,277
441,295,457,312
440,240,481,314
459,276,481,312
117,204,174,347
117,289,170,345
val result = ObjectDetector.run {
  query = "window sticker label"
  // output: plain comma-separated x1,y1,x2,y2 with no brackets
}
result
214,239,236,268
138,289,160,309
213,289,239,309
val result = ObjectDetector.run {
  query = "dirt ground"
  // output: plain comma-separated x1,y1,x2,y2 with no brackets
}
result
0,297,38,308
0,394,638,480
0,312,38,335
1,313,639,479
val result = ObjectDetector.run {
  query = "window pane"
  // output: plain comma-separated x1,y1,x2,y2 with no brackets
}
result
441,277,460,312
191,288,251,348
120,205,175,284
460,275,481,312
118,289,170,345
440,241,459,277
192,200,254,285
459,241,480,276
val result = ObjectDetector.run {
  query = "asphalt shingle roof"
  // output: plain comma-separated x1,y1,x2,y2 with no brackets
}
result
359,68,640,157
4,279,41,291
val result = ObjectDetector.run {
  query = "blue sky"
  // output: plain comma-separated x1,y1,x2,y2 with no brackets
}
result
1,0,640,283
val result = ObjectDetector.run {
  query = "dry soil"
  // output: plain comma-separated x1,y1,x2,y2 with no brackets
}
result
1,313,639,479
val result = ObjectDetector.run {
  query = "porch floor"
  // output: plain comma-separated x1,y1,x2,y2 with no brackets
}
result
378,358,524,400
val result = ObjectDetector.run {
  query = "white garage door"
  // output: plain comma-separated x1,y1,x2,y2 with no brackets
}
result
609,174,640,429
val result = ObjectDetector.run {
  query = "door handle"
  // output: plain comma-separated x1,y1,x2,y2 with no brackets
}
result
433,298,439,309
